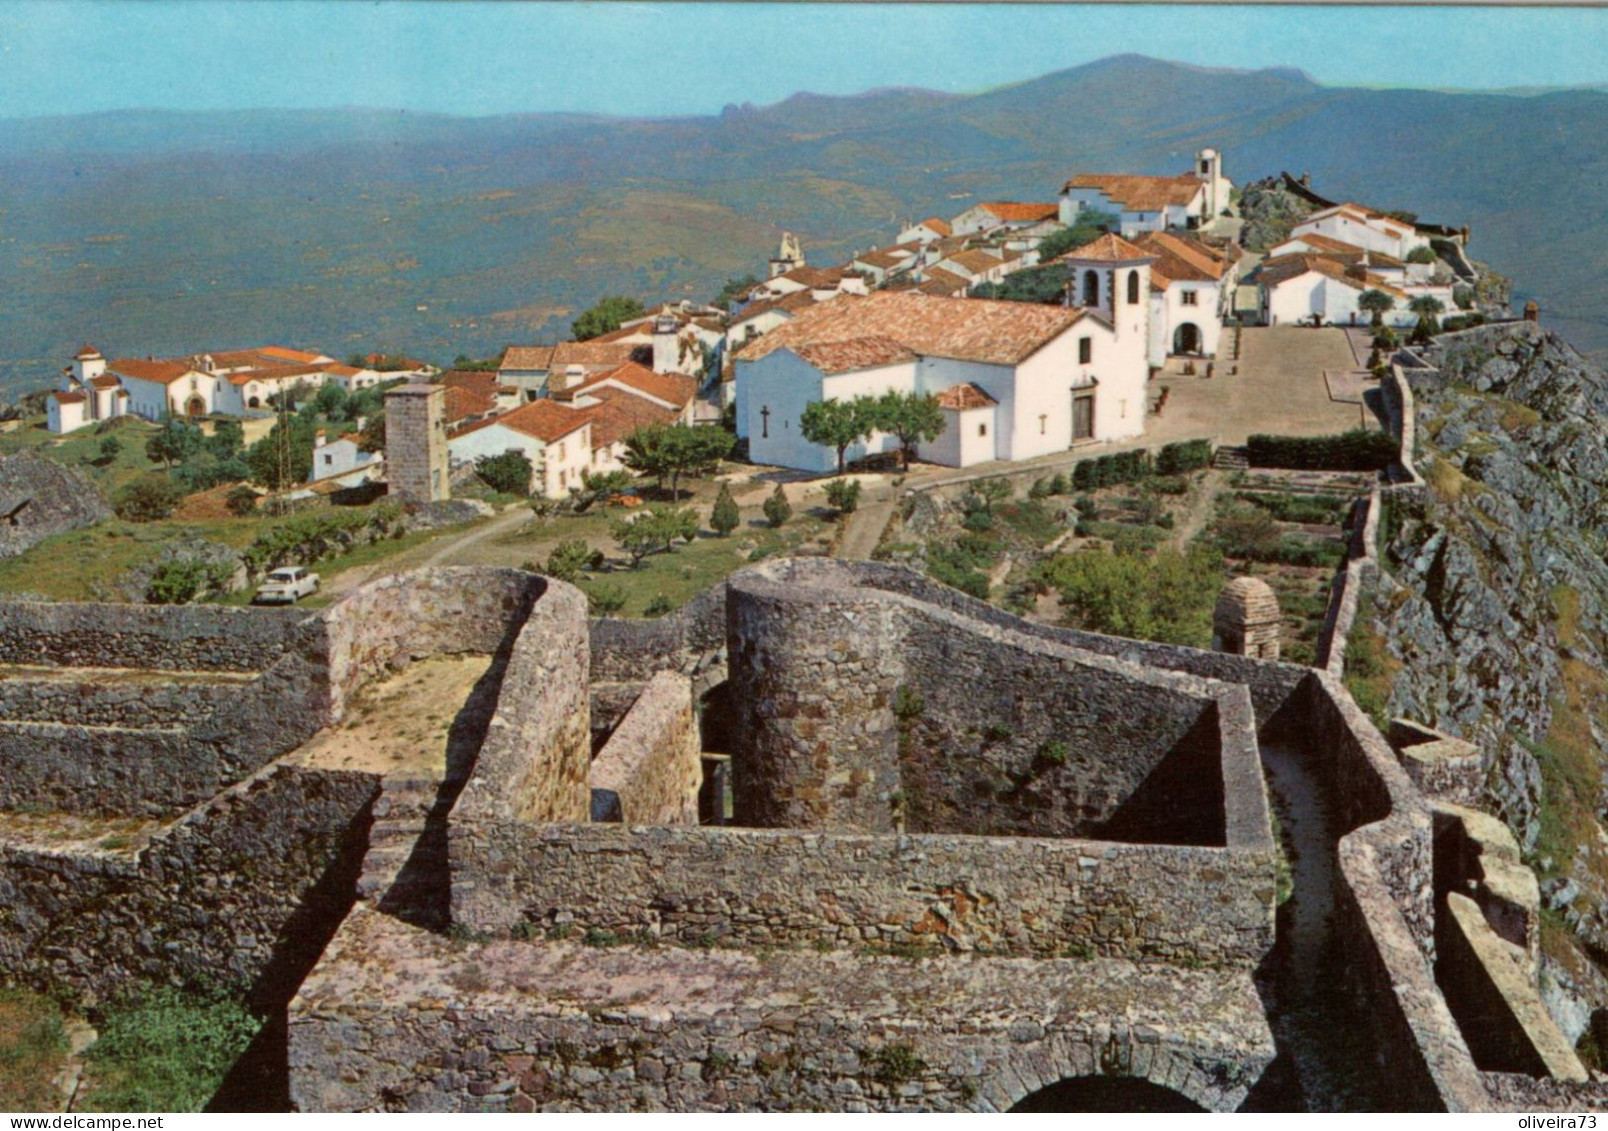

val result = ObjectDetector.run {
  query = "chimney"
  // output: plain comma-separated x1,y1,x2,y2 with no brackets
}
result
1300,172,1311,188
315,428,327,448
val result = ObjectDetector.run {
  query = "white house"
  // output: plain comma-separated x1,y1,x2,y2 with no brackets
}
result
733,251,1152,473
927,246,1029,289
498,346,556,402
1289,203,1433,263
896,217,953,245
948,202,1059,238
47,346,129,434
1257,254,1413,328
850,243,922,287
1129,231,1240,366
1060,149,1230,238
309,432,383,486
447,398,596,499
748,265,870,304
728,290,819,351
568,361,699,426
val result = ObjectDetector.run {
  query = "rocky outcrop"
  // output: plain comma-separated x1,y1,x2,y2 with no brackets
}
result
0,452,110,561
1369,322,1608,1043
1236,177,1320,252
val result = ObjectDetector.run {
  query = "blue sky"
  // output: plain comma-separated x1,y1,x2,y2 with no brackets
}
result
1,2,1605,119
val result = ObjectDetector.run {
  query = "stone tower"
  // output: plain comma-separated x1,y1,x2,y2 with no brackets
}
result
384,383,449,504
1213,576,1281,660
1195,147,1226,219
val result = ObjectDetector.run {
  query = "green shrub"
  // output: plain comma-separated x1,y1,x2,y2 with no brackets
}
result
1235,491,1349,525
1048,473,1070,495
145,559,233,605
112,474,184,522
1155,438,1214,476
79,987,260,1113
474,451,533,496
1245,430,1397,471
1028,477,1051,500
762,483,792,528
1034,543,1224,647
824,478,862,515
543,538,600,583
710,481,740,536
587,584,627,616
224,484,259,517
644,594,675,617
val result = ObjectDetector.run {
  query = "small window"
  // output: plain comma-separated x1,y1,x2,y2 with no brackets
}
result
1078,337,1093,364
1039,414,1047,435
1127,270,1141,305
324,454,332,466
978,423,988,437
1181,290,1199,306
557,442,565,460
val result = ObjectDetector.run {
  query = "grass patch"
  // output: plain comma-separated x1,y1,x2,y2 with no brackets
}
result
1519,655,1608,884
78,987,260,1113
0,986,69,1111
0,416,165,496
1424,456,1483,504
1341,586,1399,731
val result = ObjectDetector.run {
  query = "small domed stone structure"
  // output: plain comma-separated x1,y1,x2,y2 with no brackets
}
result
1213,576,1281,660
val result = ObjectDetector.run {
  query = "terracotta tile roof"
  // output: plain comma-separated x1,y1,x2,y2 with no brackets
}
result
854,244,920,270
88,374,121,390
500,346,556,371
321,363,364,378
735,291,1088,368
943,248,1009,276
363,352,428,369
74,345,102,360
917,267,971,295
1132,231,1229,284
792,336,918,374
573,361,698,410
109,357,195,386
51,390,87,404
977,202,1059,224
1310,202,1414,235
225,363,327,387
731,290,817,327
444,384,497,424
774,265,866,291
1260,254,1407,298
1057,233,1155,263
935,382,998,410
451,398,589,445
442,369,505,399
914,217,952,236
573,389,678,448
258,346,326,364
590,322,655,344
1282,232,1406,268
1062,173,1202,211
550,340,642,369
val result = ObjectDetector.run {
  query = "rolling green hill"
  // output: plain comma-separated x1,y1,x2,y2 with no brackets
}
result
1,54,1604,398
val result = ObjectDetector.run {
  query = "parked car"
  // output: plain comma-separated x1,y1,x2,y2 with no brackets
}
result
253,566,320,605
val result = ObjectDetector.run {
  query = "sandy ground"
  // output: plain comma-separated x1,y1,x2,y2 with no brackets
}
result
287,654,494,776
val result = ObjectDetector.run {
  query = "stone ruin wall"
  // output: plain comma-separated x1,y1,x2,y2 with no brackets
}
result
290,909,1273,1114
0,762,377,1003
724,560,1271,846
588,670,702,825
0,598,307,672
451,575,592,826
448,820,1275,966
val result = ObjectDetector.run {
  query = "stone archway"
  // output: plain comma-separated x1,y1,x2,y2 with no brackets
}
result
185,395,206,418
1173,322,1203,355
1010,1076,1206,1113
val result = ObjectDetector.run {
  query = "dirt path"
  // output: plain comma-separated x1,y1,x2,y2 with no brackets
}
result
835,484,899,560
1166,469,1231,551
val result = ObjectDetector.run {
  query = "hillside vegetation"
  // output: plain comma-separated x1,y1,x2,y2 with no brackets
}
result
3,55,1606,397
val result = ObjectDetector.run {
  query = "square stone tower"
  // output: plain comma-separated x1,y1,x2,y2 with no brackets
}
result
385,383,449,503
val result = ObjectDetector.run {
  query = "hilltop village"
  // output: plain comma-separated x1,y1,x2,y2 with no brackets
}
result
2,148,1606,1115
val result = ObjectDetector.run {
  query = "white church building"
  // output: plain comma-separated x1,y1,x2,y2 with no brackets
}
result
733,235,1155,473
1060,149,1232,238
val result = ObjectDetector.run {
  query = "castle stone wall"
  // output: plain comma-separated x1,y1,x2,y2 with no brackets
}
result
588,671,702,825
0,762,377,1002
0,599,307,672
447,821,1275,965
454,578,591,826
0,723,220,817
289,910,1275,1113
0,674,238,728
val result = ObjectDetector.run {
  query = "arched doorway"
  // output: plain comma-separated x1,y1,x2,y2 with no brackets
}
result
1010,1076,1206,1113
1173,322,1203,355
185,395,206,418
1082,269,1100,307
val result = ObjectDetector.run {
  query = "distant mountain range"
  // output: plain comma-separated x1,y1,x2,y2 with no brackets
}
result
2,54,1606,398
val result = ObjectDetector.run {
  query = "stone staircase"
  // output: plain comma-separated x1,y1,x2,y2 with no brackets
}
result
358,773,461,932
1213,446,1249,471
